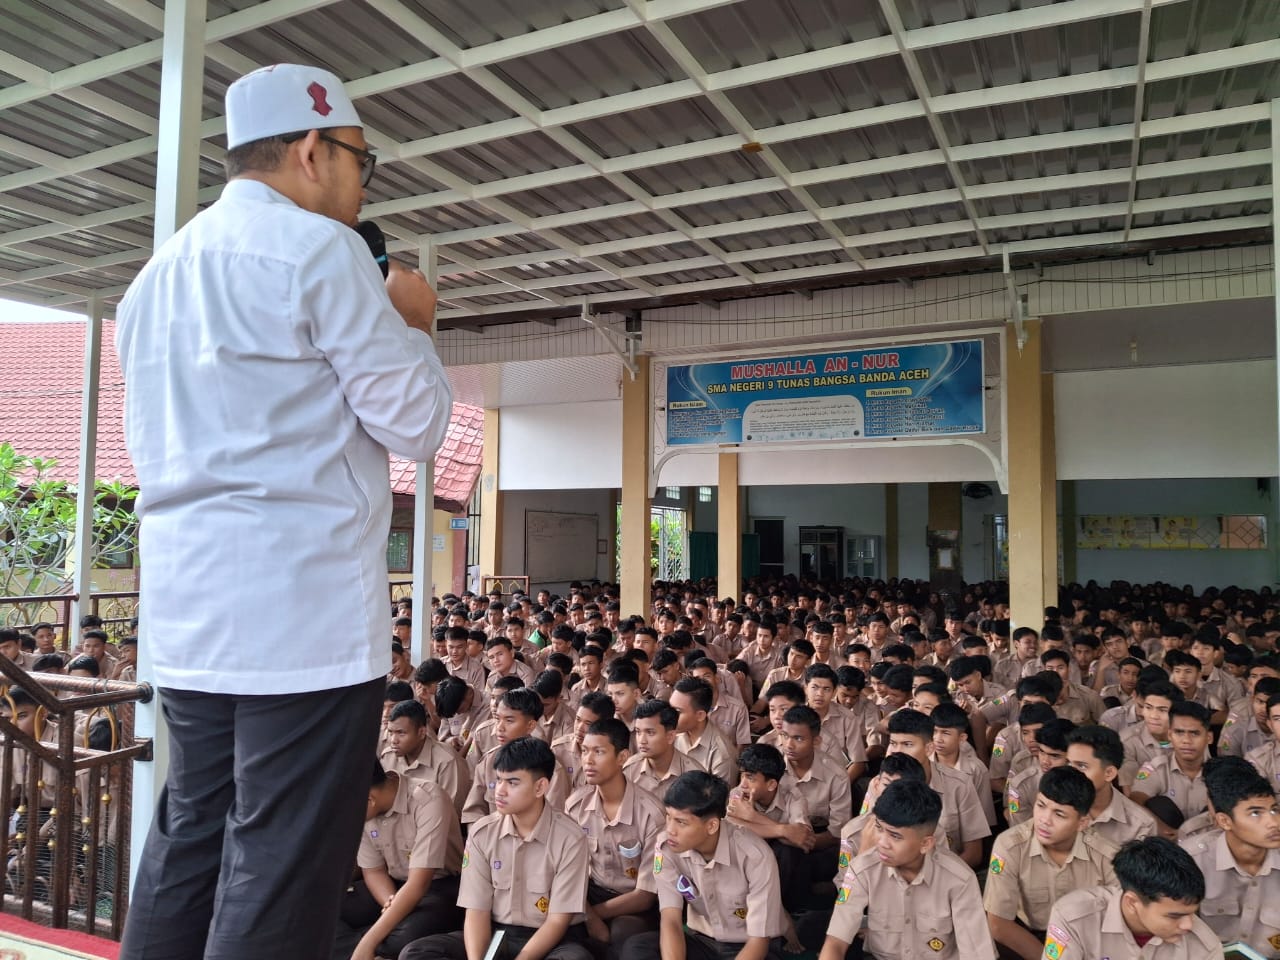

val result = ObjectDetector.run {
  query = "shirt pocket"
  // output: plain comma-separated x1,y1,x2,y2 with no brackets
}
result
1198,894,1240,924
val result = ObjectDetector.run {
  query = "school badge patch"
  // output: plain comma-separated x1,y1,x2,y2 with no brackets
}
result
991,744,1005,758
625,867,638,879
927,938,945,952
653,853,663,875
461,851,470,869
1270,933,1280,952
988,856,1004,875
1045,924,1071,959
535,896,549,914
1135,768,1150,781
838,846,852,870
1007,799,1020,814
858,800,870,815
836,887,850,904
733,907,748,919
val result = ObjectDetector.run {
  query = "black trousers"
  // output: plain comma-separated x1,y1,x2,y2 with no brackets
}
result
619,929,785,960
331,875,463,959
120,679,384,960
399,923,594,960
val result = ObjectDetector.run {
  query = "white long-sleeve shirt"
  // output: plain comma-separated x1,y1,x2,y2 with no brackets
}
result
116,179,452,695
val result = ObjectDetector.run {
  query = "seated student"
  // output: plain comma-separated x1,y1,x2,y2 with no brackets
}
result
400,738,593,960
441,626,486,691
1120,678,1184,781
860,708,990,868
1006,718,1076,827
466,675,525,768
1189,628,1245,714
1181,763,1280,957
757,680,806,751
802,663,869,781
755,639,814,706
332,761,464,960
777,706,852,869
820,779,995,960
381,700,470,815
1100,657,1143,707
992,701,1058,796
1042,836,1222,960
1246,692,1280,783
669,677,738,786
563,718,664,959
726,743,814,884
109,635,137,680
568,645,607,709
389,641,416,683
838,753,947,876
1131,702,1213,822
625,699,705,799
484,637,536,691
1040,650,1105,724
605,662,643,731
984,766,1119,960
410,658,449,734
688,658,751,748
810,622,843,670
648,648,682,701
1176,756,1256,843
1219,675,1280,759
554,690,616,792
930,702,997,828
737,618,786,695
994,626,1040,691
463,691,570,825
620,771,787,960
983,674,1059,754
834,665,878,739
1066,725,1157,846
1165,649,1229,725
533,670,575,744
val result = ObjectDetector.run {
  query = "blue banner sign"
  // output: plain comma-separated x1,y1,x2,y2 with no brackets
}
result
665,339,984,446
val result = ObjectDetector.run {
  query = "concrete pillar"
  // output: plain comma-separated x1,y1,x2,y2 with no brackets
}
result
409,239,438,665
1061,480,1078,585
928,482,963,592
67,296,102,633
478,409,504,585
717,452,741,600
885,484,899,579
1007,319,1058,630
620,356,652,618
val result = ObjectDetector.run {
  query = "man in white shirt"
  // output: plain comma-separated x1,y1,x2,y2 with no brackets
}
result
116,64,452,960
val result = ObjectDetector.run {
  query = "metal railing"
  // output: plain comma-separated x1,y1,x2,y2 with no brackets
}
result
0,657,152,938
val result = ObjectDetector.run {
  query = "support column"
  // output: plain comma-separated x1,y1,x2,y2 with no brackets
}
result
927,482,963,592
478,409,504,587
132,0,207,893
885,484,900,579
620,356,652,618
1273,99,1280,583
410,239,437,666
717,452,741,600
67,296,102,633
1061,480,1078,584
1007,318,1056,631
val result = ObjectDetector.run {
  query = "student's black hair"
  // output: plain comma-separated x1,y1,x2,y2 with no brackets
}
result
585,718,631,754
31,654,64,673
371,759,389,787
1066,724,1125,771
79,615,103,629
672,676,713,713
663,770,728,818
579,690,617,720
1014,675,1056,701
912,681,951,703
803,662,837,686
500,688,544,722
31,622,54,634
765,680,806,706
492,674,525,696
787,638,816,659
882,664,915,693
389,698,428,727
82,629,110,644
1206,762,1275,818
868,661,893,682
435,676,469,719
1190,628,1223,650
1117,656,1143,672
1071,634,1100,650
67,655,99,677
494,736,556,782
413,658,449,686
887,707,934,738
738,743,786,782
878,752,927,782
625,648,651,666
1169,700,1211,731
1017,701,1058,727
947,655,984,682
872,778,942,831
835,665,866,691
1032,671,1065,700
912,665,948,688
546,652,574,674
781,704,821,734
1038,765,1095,815
468,629,487,645
394,616,413,628
532,669,563,699
607,662,640,687
6,686,36,708
1040,647,1071,667
579,644,605,663
726,659,752,682
485,636,514,651
688,656,716,674
1138,677,1183,703
634,698,676,728
1162,649,1201,672
1255,676,1280,700
929,702,970,732
384,680,414,704
1041,624,1066,644
1112,837,1205,904
1034,718,1076,752
1224,644,1253,668
651,648,679,671
881,643,915,663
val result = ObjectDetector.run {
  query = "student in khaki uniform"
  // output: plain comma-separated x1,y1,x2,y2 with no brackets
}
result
1005,718,1075,826
381,700,470,815
563,719,664,959
756,680,806,747
332,763,464,960
1131,702,1213,822
400,738,593,960
930,702,997,828
737,619,786,694
1041,649,1105,724
553,691,615,793
1180,764,1280,958
1120,680,1184,783
624,699,706,800
1217,676,1279,758
1065,725,1157,847
803,664,869,782
568,645,608,710
820,778,995,960
465,676,525,770
533,670,576,745
984,766,1119,960
1246,693,1280,785
837,754,946,882
777,705,852,875
670,677,739,786
463,691,570,825
1041,836,1223,960
690,659,752,748
620,771,788,960
990,700,1058,793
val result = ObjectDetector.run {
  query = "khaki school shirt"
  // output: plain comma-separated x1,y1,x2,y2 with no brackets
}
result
462,743,571,824
709,697,752,748
1087,786,1158,847
828,847,995,960
1183,830,1280,958
675,723,738,786
1218,711,1268,758
1004,764,1043,826
817,702,869,766
936,743,997,826
1055,684,1105,724
381,738,471,815
1042,886,1224,960
357,776,463,882
983,819,1118,931
458,802,589,927
1247,740,1280,788
564,780,664,896
1133,753,1208,820
652,820,786,942
782,749,852,835
623,750,705,802
858,764,991,855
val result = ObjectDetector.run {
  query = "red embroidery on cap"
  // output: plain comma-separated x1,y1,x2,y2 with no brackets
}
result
307,81,332,116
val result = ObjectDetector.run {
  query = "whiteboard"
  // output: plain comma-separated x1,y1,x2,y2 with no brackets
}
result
524,510,599,584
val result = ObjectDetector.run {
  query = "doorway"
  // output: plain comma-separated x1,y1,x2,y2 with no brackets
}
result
799,526,843,580
753,517,785,580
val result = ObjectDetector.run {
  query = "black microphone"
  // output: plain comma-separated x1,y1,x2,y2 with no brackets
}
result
354,220,389,278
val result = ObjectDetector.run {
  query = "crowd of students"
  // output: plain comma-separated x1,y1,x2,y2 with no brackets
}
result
12,577,1280,959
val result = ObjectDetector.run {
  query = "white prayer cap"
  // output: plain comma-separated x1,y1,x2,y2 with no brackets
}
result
225,63,361,150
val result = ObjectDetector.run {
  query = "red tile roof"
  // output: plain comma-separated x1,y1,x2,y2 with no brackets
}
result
0,320,481,511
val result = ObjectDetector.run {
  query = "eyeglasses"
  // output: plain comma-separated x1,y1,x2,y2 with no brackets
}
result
284,130,377,186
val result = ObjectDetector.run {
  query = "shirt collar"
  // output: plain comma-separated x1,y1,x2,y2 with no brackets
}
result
1030,828,1088,865
1215,830,1280,876
221,178,297,207
388,773,412,817
584,782,638,827
891,848,937,887
498,799,555,844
